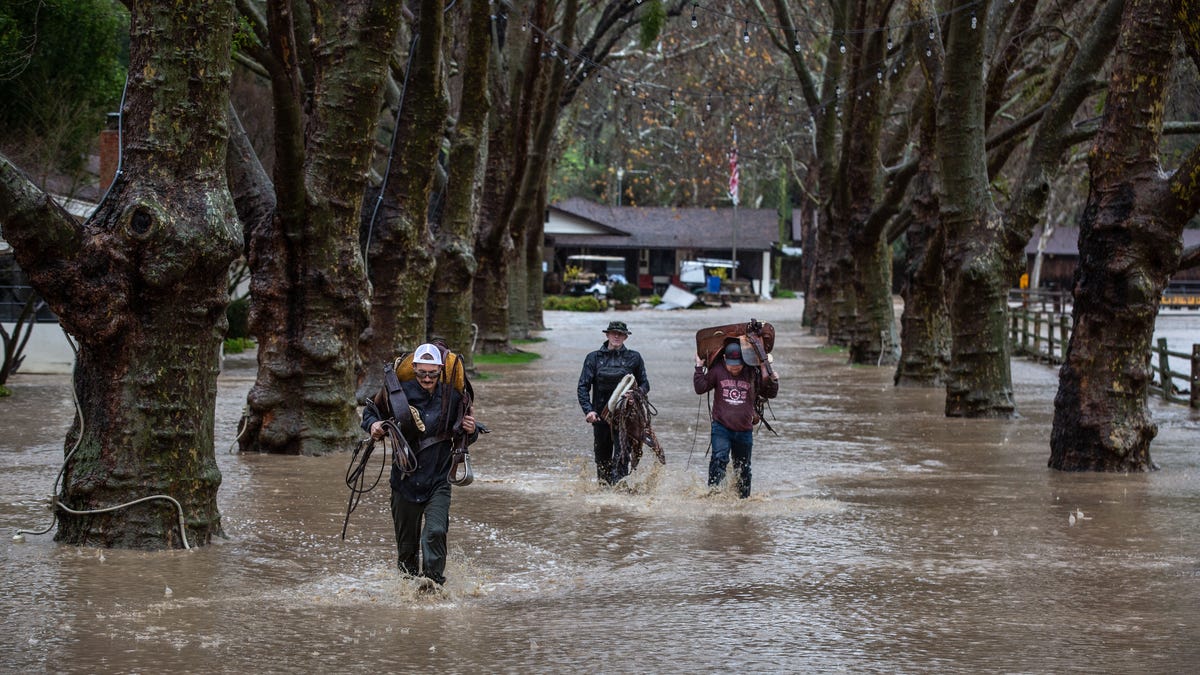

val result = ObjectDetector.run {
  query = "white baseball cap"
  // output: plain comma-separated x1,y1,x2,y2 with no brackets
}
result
412,343,444,366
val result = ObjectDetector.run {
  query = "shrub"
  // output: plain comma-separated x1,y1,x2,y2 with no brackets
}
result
610,282,639,305
543,295,607,312
226,296,251,339
223,337,256,354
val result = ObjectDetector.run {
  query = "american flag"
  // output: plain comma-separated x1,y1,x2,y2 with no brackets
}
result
728,128,739,206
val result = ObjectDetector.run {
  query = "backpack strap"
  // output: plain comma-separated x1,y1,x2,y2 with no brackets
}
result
383,362,420,445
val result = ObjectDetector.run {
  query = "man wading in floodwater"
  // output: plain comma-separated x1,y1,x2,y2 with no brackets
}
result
694,341,779,498
577,321,650,485
362,343,479,592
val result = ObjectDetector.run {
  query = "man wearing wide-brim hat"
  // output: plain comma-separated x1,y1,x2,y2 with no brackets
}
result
576,320,649,485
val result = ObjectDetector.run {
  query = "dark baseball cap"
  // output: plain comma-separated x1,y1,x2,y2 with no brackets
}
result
724,342,743,366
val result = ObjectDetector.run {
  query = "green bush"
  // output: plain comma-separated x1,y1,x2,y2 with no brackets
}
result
223,337,256,354
610,282,639,305
226,297,250,339
543,295,607,312
775,288,797,299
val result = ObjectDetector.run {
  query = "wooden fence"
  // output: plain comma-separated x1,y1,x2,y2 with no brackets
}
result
1007,302,1199,408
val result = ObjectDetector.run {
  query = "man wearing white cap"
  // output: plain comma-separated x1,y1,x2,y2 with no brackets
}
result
361,343,478,590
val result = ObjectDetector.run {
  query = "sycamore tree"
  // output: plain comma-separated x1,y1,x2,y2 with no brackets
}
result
474,0,674,350
0,0,238,549
1050,0,1200,471
356,0,447,397
230,0,403,455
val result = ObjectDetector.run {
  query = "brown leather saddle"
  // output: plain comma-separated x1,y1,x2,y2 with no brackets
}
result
695,320,775,368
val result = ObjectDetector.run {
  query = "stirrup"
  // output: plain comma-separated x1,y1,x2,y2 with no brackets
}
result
448,451,473,486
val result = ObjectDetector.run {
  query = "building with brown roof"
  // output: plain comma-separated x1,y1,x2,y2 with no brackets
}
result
545,198,793,298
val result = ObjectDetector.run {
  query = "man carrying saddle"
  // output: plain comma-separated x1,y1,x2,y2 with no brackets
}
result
694,322,780,498
361,343,479,591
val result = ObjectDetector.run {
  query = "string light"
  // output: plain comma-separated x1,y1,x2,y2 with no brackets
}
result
520,0,996,130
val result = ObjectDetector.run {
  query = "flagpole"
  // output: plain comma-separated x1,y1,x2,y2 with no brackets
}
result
730,127,739,282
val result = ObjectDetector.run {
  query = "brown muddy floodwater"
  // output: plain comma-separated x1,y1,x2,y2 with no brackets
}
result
2,298,1199,673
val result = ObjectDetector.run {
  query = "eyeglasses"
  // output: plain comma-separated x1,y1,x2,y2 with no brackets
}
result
414,370,440,380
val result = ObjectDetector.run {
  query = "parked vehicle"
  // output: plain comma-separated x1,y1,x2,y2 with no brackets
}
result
680,258,738,294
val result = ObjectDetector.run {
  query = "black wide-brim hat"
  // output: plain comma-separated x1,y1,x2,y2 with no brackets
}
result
604,321,631,335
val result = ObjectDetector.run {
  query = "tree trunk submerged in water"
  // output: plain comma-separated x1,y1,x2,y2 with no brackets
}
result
360,0,447,398
429,0,491,366
1050,0,1200,471
937,6,1015,418
239,0,402,455
0,0,239,548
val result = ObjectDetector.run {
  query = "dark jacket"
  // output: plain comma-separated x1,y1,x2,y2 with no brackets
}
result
577,342,649,416
361,379,478,503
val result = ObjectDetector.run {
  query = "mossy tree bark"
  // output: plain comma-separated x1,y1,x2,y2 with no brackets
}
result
359,0,447,397
429,0,491,367
937,0,1124,417
769,0,847,338
237,0,403,455
0,0,239,548
937,4,1016,418
1050,0,1200,471
472,0,662,352
894,102,949,387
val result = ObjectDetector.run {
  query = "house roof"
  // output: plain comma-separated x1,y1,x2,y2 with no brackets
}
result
548,197,782,251
1026,226,1200,255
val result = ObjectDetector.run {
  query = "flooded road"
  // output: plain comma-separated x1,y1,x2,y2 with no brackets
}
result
2,298,1198,672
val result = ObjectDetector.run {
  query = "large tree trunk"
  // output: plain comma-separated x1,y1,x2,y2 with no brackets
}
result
473,0,541,354
937,6,1015,418
430,0,491,364
0,0,239,548
472,72,517,355
359,0,447,397
240,0,401,455
895,102,949,386
938,0,1124,418
1050,0,1200,471
826,1,901,366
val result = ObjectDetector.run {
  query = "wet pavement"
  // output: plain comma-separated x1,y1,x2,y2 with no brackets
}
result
1,298,1198,672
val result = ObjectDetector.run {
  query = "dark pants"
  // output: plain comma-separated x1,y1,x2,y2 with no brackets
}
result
592,420,630,485
708,421,754,498
390,482,451,584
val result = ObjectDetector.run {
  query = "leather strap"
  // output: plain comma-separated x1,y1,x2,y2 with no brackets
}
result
383,363,419,444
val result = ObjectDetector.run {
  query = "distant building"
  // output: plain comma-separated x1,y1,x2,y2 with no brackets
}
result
545,198,796,298
1024,226,1200,290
